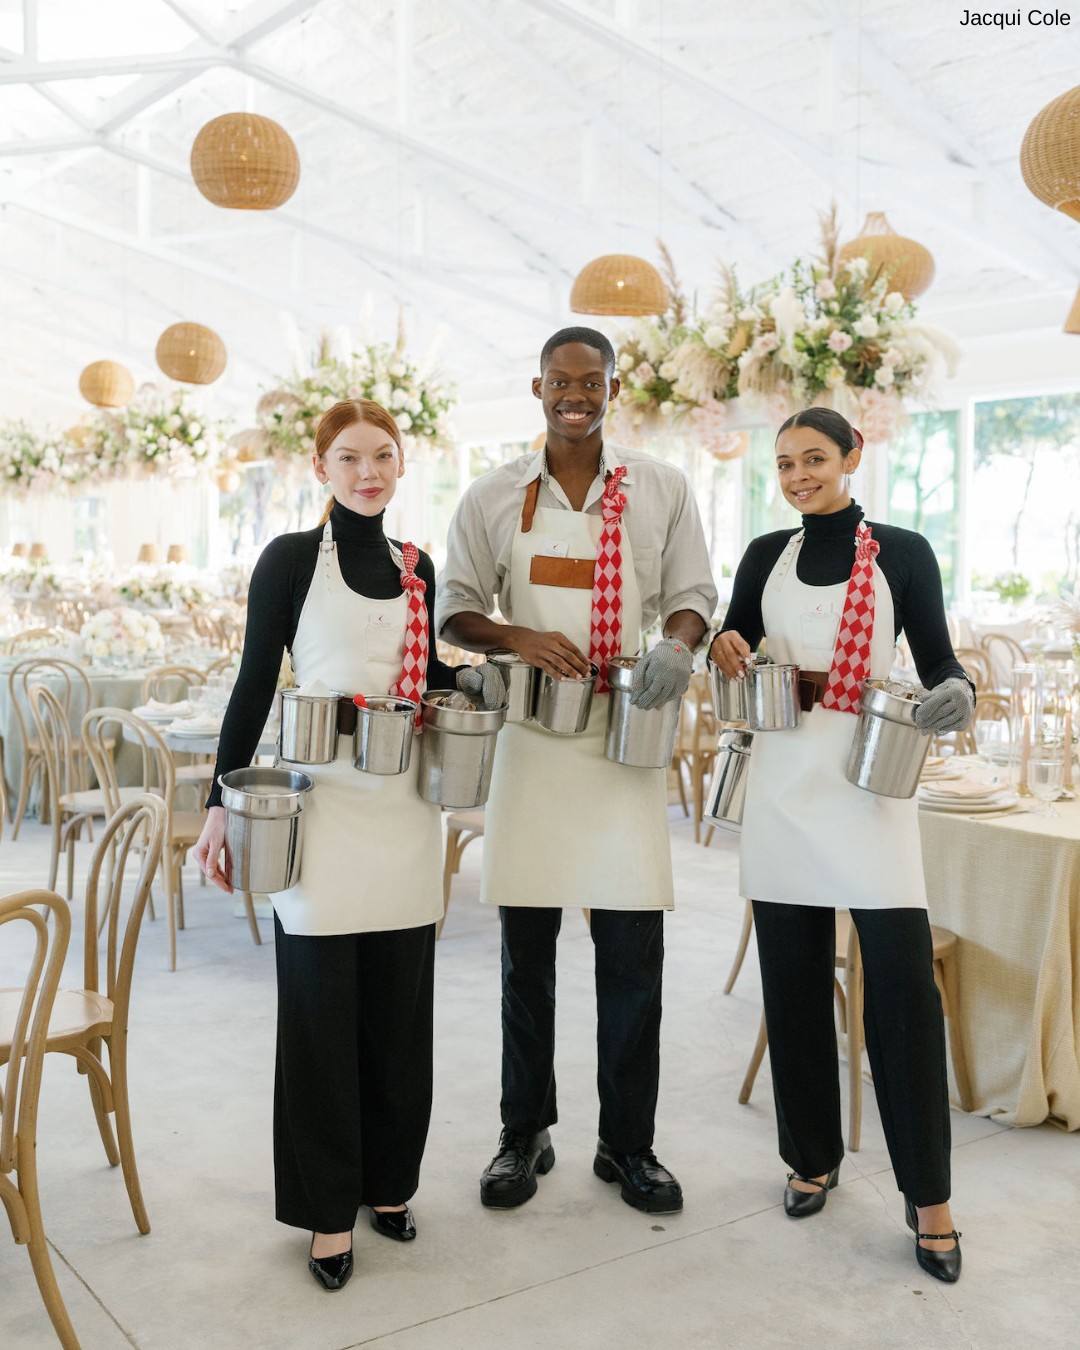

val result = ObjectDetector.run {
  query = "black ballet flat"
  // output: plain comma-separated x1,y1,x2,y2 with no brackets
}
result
369,1205,416,1242
904,1198,962,1283
308,1237,354,1291
783,1164,840,1218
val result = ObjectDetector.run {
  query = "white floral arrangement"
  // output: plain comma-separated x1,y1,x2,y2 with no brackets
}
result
80,607,165,664
0,558,64,599
116,565,216,612
0,420,95,495
83,386,224,481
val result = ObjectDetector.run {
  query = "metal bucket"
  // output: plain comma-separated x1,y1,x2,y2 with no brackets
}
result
488,649,538,724
219,766,314,893
703,728,754,832
708,659,747,724
352,697,416,775
744,662,801,732
845,679,930,798
278,688,341,764
534,663,598,735
604,657,681,768
418,692,507,807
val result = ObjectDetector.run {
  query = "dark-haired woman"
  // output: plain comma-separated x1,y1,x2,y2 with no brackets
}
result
193,399,501,1291
709,407,973,1283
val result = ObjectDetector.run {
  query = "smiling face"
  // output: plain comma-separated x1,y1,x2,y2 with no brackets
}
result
775,423,861,516
531,342,619,445
313,416,404,516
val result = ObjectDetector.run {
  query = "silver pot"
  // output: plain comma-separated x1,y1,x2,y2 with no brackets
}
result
744,662,801,732
604,657,681,768
708,659,747,724
219,766,314,893
488,649,538,724
534,662,598,735
703,728,754,832
278,688,341,764
845,679,930,798
418,692,507,807
352,697,416,775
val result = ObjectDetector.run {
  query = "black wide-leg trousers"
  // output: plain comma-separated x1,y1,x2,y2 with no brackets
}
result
499,906,664,1156
751,902,951,1207
273,914,435,1232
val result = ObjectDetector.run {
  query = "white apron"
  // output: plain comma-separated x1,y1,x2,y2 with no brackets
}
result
739,530,927,910
272,522,444,936
480,493,674,910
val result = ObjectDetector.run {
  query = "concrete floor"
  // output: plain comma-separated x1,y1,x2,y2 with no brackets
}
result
1,807,1077,1350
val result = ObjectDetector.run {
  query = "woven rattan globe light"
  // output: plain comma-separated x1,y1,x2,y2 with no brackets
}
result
78,359,135,408
570,254,669,316
1021,84,1080,222
1064,284,1080,333
155,323,227,385
191,112,300,210
837,213,935,301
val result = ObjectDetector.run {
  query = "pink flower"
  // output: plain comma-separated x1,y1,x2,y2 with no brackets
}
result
827,330,853,354
635,362,656,383
816,278,838,300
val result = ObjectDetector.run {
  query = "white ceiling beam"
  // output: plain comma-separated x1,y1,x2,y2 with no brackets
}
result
224,0,322,52
0,53,221,85
159,0,221,48
0,134,96,155
22,0,37,62
396,0,413,128
33,82,95,131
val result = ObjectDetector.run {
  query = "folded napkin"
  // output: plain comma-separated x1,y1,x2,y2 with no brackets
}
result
168,714,223,734
923,756,946,769
138,698,192,716
297,678,333,697
920,778,1004,799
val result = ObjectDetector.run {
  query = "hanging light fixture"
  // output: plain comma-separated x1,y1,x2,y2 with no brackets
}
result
1021,84,1080,221
155,323,227,385
570,254,669,316
78,359,135,408
837,212,935,301
1064,285,1080,334
190,112,300,210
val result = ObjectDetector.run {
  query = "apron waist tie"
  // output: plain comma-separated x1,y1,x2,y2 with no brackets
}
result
798,670,830,712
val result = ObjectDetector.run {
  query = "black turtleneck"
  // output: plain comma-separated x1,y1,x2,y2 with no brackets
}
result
720,501,968,692
207,501,459,808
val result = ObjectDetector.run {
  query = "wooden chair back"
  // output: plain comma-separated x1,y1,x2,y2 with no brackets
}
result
974,691,1011,723
953,646,991,693
9,656,91,751
82,707,176,818
0,628,68,656
27,684,81,812
140,664,206,704
979,631,1027,690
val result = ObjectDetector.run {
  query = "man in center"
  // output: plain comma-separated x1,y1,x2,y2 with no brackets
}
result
437,326,717,1214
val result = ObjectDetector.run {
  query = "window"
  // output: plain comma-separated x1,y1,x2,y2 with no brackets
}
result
888,410,961,605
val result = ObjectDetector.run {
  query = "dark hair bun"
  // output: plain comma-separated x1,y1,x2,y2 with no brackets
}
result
776,406,861,456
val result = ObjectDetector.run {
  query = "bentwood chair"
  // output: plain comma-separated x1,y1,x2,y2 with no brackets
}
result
139,664,213,798
978,631,1027,691
8,657,96,837
953,646,991,694
672,673,719,844
439,808,486,939
0,889,77,1350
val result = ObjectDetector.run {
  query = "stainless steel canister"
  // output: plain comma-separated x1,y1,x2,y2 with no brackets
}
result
604,656,682,768
703,728,754,832
488,649,538,724
352,697,416,775
708,659,747,723
533,663,599,735
278,688,342,764
845,679,930,798
219,766,314,892
744,662,801,732
418,693,508,808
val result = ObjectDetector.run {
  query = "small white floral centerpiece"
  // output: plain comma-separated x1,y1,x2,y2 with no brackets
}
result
117,565,216,613
80,607,165,666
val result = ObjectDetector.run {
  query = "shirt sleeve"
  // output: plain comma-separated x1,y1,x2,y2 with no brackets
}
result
657,470,719,627
719,540,768,649
901,534,972,693
435,485,502,634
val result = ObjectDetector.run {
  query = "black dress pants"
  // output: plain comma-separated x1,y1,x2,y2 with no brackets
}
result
273,914,435,1232
499,906,664,1155
751,901,951,1207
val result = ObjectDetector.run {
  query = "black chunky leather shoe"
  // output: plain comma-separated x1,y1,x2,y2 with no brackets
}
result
308,1238,353,1291
905,1198,962,1283
593,1141,683,1214
783,1164,840,1218
480,1128,555,1208
369,1205,416,1242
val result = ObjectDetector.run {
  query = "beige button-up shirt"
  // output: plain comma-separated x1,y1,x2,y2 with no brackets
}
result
435,444,718,636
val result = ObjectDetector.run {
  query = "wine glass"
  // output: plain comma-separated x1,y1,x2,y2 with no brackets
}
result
1028,737,1065,817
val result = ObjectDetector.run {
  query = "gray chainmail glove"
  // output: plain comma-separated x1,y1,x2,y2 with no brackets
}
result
629,637,694,710
456,663,507,710
914,677,975,735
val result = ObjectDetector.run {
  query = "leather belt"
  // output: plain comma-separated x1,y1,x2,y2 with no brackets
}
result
798,670,830,712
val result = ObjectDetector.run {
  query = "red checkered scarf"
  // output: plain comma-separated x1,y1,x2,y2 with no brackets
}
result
820,522,880,715
390,541,428,725
590,465,628,694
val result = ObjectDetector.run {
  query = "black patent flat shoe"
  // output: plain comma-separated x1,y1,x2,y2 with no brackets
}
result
904,1198,962,1283
308,1237,354,1291
783,1164,840,1218
369,1205,416,1242
593,1141,683,1214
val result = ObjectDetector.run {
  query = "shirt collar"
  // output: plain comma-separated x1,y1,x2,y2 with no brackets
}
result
513,441,634,488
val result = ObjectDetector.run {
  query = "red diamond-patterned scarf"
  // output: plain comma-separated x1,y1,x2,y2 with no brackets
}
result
590,465,628,694
390,541,429,725
820,522,880,715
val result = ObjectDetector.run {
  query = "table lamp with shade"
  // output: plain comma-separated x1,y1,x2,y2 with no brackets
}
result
137,543,160,565
166,544,189,565
28,543,47,562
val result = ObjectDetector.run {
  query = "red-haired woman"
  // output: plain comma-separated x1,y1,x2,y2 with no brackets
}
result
194,399,501,1291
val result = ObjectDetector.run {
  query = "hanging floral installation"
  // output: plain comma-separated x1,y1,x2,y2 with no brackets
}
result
0,420,96,495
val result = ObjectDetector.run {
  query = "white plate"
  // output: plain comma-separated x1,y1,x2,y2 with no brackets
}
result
167,725,222,738
918,787,1005,803
918,793,1019,814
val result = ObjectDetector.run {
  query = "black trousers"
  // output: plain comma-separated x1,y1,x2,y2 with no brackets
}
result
752,901,951,1207
273,914,435,1232
499,906,664,1155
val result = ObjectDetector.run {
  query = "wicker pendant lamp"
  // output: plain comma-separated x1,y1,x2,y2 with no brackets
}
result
155,323,227,385
78,359,135,408
570,254,669,316
1021,84,1080,221
191,112,300,210
837,212,935,301
1064,284,1080,333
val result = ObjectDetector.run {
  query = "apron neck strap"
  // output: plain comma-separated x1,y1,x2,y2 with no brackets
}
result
520,476,541,533
320,519,334,551
769,530,804,590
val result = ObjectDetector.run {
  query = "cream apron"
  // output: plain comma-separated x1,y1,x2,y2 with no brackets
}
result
739,530,927,910
273,521,444,936
480,492,674,910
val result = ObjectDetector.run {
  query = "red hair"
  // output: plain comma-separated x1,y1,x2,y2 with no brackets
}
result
314,399,402,525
